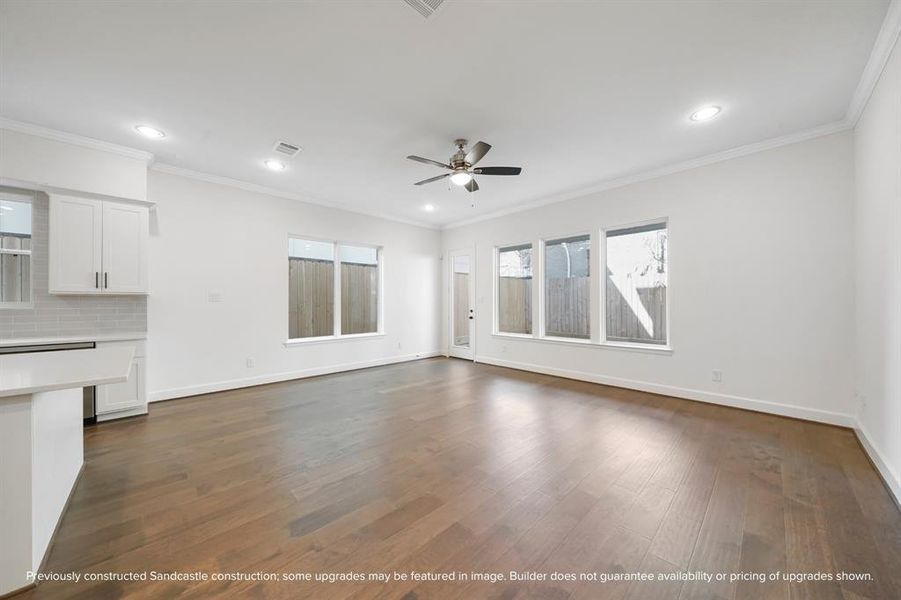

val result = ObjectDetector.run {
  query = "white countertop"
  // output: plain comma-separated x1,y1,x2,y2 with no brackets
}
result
0,332,146,348
0,346,134,398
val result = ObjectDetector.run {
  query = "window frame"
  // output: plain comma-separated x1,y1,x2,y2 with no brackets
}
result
285,234,384,346
539,231,592,342
600,218,670,349
0,189,36,310
494,241,535,337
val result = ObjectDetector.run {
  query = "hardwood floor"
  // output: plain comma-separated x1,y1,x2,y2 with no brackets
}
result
17,358,901,599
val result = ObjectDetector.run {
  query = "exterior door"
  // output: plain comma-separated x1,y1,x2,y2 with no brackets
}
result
449,250,475,359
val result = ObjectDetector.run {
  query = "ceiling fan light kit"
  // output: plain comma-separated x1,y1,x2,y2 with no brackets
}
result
406,139,522,196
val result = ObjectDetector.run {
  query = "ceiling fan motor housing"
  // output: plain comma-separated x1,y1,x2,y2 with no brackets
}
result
452,139,469,169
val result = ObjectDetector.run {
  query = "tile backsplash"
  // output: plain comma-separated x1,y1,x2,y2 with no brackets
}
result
0,192,147,340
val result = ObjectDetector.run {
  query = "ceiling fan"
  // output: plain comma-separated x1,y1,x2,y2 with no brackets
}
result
406,139,522,192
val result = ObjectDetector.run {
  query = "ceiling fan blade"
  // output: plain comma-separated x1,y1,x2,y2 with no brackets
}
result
414,173,451,186
472,166,522,176
407,155,452,170
464,141,491,166
465,178,479,193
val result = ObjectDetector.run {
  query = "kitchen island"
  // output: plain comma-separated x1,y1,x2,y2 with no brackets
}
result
0,346,134,596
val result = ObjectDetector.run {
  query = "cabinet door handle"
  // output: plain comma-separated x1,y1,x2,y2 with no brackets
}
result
95,272,99,289
104,272,108,289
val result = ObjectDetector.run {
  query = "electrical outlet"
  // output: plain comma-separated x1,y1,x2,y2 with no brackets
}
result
712,369,722,383
246,357,254,369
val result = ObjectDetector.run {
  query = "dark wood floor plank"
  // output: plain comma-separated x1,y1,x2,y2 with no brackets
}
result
14,358,900,600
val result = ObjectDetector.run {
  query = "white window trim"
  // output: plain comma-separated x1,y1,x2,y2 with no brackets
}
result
491,332,672,354
0,188,35,310
600,217,671,348
286,235,384,343
538,231,592,341
494,240,535,337
284,332,385,347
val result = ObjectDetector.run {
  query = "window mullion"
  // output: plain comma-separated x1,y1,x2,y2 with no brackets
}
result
333,246,341,337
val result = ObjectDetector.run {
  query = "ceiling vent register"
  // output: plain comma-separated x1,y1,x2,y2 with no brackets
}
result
402,0,445,19
273,141,301,157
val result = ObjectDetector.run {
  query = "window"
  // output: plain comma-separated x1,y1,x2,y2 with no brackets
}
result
497,244,532,334
605,222,668,345
544,235,590,339
340,244,378,335
0,189,33,307
288,239,335,339
288,238,381,340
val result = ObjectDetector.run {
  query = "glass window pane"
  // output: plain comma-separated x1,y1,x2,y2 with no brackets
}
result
288,238,334,261
605,223,667,344
0,253,31,303
453,255,471,346
339,244,377,265
498,245,532,334
288,238,335,339
545,235,590,339
0,192,33,305
340,244,379,334
0,198,32,237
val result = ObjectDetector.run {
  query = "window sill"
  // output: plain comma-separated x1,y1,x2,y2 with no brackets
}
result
284,332,384,347
493,331,534,339
0,302,34,310
491,333,672,355
598,341,673,355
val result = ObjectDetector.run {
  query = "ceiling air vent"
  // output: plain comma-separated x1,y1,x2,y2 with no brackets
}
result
273,141,301,157
402,0,445,19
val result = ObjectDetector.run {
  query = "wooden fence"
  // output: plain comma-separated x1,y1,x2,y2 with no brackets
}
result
288,258,377,339
498,276,532,334
605,282,667,344
497,275,667,343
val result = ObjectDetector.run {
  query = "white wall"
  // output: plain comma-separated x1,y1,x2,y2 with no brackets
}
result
0,127,148,202
146,171,442,400
443,131,856,425
854,36,901,500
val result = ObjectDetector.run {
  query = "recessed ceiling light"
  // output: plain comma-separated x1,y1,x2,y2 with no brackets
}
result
689,105,721,122
264,159,286,171
135,125,165,139
450,172,473,186
423,204,435,212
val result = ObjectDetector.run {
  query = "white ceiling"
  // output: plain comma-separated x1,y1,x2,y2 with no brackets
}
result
0,0,891,227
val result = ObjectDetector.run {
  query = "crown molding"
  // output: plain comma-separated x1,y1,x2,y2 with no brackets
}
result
0,117,155,162
846,0,901,125
150,163,438,230
442,119,852,230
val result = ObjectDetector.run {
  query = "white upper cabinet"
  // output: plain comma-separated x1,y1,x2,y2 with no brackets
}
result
101,202,148,293
49,195,148,295
48,195,103,293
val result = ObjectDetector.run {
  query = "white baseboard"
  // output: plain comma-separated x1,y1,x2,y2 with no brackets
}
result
475,355,856,427
149,351,442,402
854,420,901,508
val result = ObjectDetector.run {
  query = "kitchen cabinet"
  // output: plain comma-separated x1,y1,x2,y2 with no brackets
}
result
95,340,147,419
49,194,148,294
